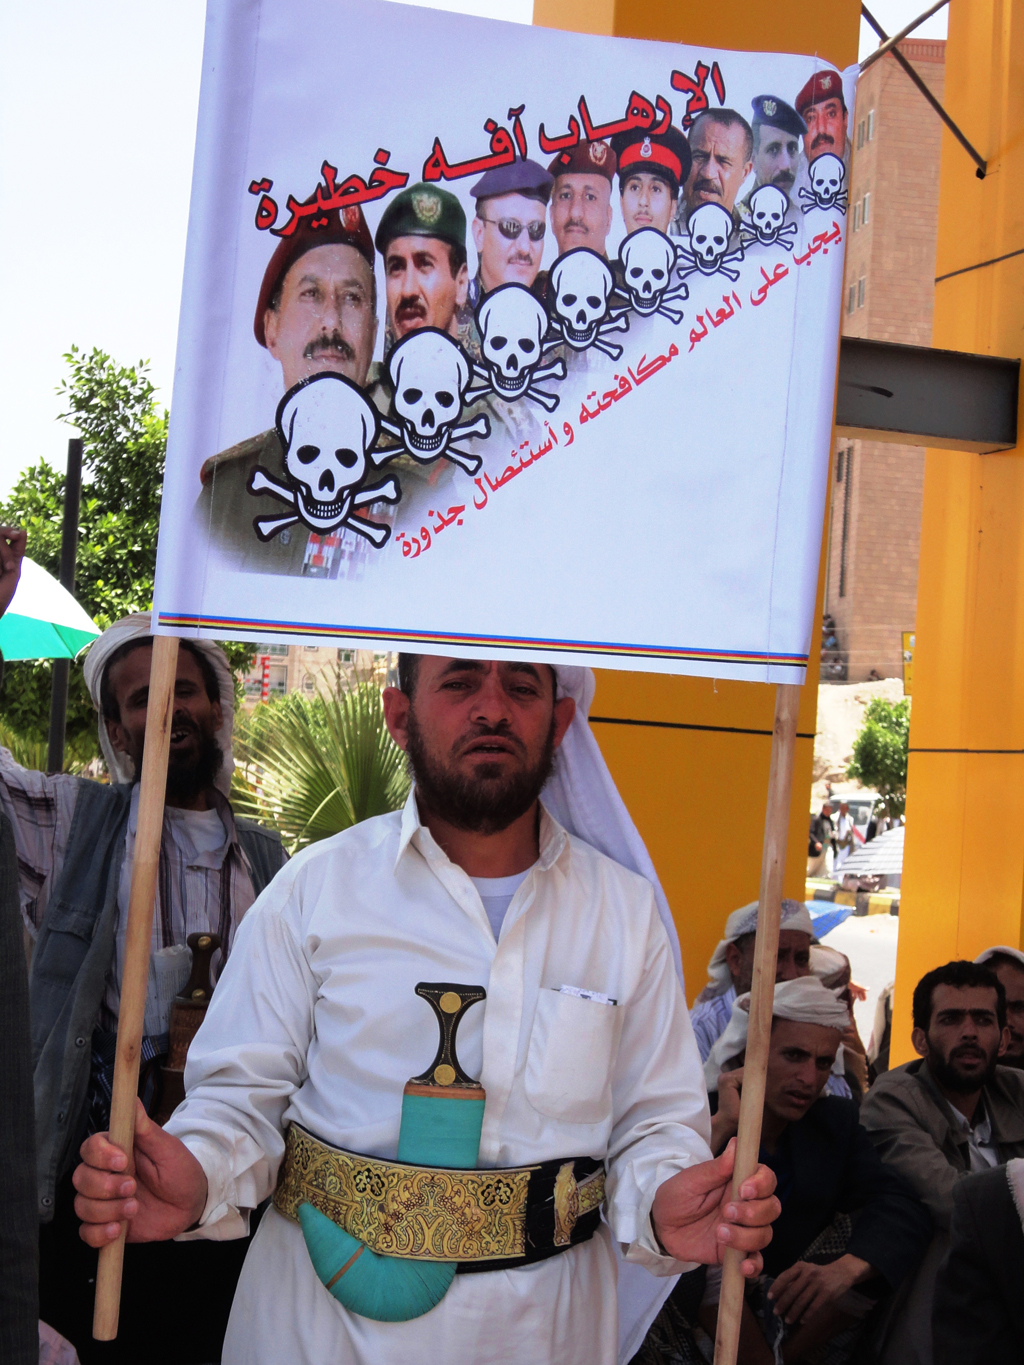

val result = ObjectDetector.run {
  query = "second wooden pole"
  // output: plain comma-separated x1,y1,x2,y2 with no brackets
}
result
93,633,181,1340
713,681,802,1365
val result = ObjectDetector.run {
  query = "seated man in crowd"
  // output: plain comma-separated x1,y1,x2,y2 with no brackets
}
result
860,960,1024,1365
696,978,930,1364
975,945,1024,1069
690,900,851,1098
932,1159,1024,1365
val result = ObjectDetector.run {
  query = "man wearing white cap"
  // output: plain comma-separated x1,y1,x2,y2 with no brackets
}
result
975,946,1024,1069
0,530,286,1363
700,978,929,1360
691,901,853,1100
73,653,780,1365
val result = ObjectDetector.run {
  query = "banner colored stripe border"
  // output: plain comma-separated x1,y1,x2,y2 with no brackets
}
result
157,612,808,669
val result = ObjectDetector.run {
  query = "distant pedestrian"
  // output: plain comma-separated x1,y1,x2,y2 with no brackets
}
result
808,802,833,877
835,800,855,869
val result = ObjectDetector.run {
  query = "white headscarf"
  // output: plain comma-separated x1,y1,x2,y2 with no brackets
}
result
543,666,682,1363
810,944,850,988
545,665,682,983
82,614,235,795
975,945,1024,972
703,975,851,1092
696,898,814,1003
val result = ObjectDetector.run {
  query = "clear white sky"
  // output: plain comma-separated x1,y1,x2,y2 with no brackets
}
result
0,0,946,498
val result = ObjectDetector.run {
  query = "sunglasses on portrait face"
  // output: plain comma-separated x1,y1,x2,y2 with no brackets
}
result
480,216,546,242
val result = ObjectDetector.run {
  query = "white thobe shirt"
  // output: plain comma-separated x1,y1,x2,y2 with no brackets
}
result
166,791,712,1365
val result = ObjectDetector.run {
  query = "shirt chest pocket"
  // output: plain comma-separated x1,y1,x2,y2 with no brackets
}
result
525,989,621,1125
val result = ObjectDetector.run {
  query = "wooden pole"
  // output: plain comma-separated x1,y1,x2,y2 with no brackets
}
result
713,682,802,1365
93,634,180,1340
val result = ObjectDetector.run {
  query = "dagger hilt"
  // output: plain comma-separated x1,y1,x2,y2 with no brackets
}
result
407,982,486,1090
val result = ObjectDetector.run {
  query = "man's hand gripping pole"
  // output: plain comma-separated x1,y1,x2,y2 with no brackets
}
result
92,634,180,1340
713,683,801,1365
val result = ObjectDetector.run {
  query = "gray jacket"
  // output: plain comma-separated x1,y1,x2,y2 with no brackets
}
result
29,780,285,1221
860,1057,1024,1230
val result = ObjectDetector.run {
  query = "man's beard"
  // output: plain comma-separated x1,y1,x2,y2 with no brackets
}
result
405,708,556,834
304,330,356,363
132,716,223,805
928,1040,1000,1093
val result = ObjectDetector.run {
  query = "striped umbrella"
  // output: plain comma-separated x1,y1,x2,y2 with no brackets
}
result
0,557,100,660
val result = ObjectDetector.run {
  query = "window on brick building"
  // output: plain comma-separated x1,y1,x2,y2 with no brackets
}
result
867,109,875,140
839,447,853,597
853,203,860,231
857,276,866,308
847,284,856,314
857,119,865,149
862,191,870,224
836,449,845,482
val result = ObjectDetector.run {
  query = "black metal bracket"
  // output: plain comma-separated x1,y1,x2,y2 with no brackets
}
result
836,337,1019,452
860,2,987,178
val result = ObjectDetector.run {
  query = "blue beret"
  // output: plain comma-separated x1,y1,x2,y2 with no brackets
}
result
471,158,553,204
751,95,807,138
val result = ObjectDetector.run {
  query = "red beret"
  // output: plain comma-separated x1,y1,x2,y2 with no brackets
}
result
253,200,375,348
795,70,846,117
547,140,617,183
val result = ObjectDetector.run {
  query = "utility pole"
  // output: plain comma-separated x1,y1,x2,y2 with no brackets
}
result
46,437,83,773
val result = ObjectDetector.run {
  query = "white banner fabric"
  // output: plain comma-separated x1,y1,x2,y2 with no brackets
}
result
152,0,856,684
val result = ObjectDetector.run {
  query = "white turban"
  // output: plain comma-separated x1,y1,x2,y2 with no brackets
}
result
703,975,851,1092
82,613,235,795
975,945,1024,972
810,944,850,988
543,666,682,981
696,898,814,1003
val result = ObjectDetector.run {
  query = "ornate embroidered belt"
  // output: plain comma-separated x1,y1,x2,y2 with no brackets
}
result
273,1122,605,1270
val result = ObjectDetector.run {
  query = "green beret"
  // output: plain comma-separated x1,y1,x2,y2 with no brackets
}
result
375,183,467,255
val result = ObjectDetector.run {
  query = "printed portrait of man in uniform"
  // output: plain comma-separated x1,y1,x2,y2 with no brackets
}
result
375,184,469,352
679,109,754,230
795,70,851,168
467,159,553,306
195,202,386,578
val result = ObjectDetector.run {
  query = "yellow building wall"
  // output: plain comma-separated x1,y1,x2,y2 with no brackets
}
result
532,0,860,999
892,0,1024,1060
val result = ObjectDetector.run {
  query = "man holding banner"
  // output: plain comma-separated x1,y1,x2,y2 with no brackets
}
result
0,530,286,1364
73,654,779,1364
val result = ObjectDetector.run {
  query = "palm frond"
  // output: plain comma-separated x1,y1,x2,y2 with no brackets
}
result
231,672,410,852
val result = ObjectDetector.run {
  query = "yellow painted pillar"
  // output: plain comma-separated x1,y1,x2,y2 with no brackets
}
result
533,0,860,997
892,0,1024,1061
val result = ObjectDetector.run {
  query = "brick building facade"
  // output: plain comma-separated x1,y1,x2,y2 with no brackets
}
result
824,40,945,681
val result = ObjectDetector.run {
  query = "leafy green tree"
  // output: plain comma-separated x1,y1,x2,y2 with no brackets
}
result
232,678,410,852
847,696,911,817
0,347,253,763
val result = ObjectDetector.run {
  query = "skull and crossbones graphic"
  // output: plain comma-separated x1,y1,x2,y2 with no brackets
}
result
248,372,400,548
469,284,566,412
547,249,630,358
798,154,848,214
740,185,800,251
617,228,689,323
379,329,488,476
675,203,746,284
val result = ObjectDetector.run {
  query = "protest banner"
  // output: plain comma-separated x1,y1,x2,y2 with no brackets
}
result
152,0,855,686
97,2,857,1356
